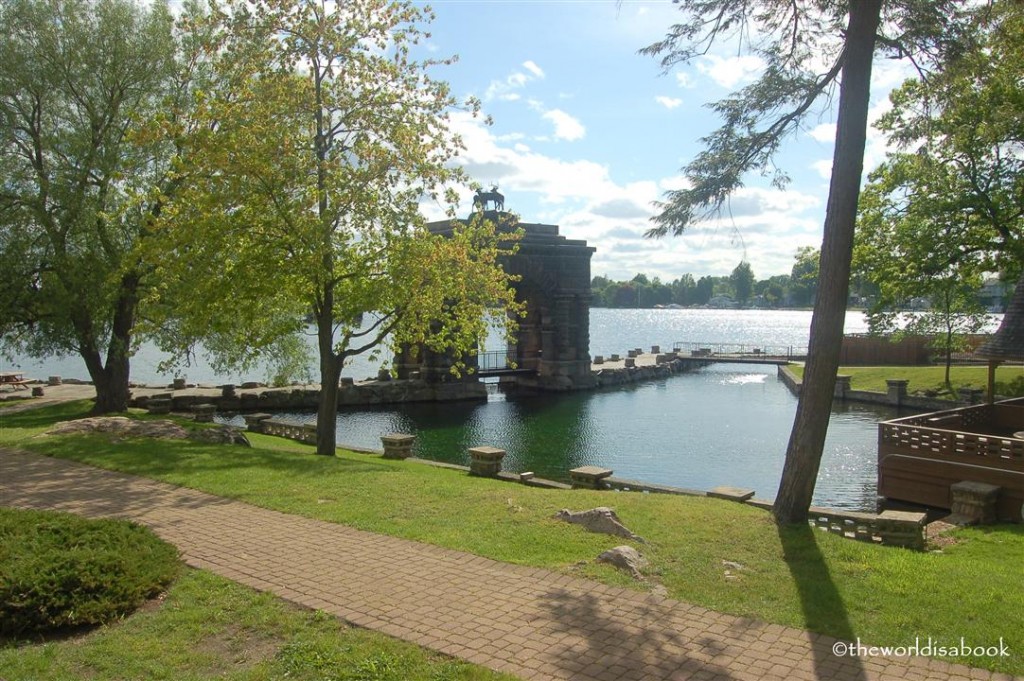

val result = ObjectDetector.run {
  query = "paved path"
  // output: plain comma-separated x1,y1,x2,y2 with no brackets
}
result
1,449,1015,681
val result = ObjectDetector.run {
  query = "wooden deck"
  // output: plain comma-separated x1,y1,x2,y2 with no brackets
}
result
878,397,1024,521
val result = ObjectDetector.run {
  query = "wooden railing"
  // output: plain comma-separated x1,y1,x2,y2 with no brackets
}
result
878,398,1024,521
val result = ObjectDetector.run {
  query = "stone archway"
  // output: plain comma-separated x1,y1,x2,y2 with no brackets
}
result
397,210,596,392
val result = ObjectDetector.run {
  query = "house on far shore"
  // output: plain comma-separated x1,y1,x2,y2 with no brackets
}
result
708,295,738,309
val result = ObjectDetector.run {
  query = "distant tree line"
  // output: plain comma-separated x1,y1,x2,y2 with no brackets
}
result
591,248,858,309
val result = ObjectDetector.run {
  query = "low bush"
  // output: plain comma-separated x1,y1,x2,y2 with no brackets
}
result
0,508,180,637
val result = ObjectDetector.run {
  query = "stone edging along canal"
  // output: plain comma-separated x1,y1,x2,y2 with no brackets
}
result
121,350,709,413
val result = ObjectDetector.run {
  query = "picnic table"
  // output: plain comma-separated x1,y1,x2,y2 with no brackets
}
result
0,372,31,390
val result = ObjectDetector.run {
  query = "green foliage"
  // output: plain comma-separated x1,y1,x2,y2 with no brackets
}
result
859,3,1023,284
0,508,180,637
789,246,819,307
0,0,192,410
142,0,521,450
642,0,969,238
729,261,755,304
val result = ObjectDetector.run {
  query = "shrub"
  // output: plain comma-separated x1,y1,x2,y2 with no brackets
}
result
0,508,180,637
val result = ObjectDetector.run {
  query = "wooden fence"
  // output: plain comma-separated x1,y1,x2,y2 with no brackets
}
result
877,398,1024,520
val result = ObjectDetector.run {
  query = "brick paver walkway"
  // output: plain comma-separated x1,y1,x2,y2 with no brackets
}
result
2,449,1016,681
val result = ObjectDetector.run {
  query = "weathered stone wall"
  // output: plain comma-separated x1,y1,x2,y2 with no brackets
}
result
777,364,980,411
128,378,486,412
593,357,709,388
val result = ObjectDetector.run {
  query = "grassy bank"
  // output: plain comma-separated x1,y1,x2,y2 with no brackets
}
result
2,402,1022,675
788,364,1024,399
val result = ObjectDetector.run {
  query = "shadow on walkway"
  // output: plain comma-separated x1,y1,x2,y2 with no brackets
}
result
778,522,868,681
540,588,735,681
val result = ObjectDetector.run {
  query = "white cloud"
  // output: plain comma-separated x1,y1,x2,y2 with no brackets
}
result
522,60,545,79
484,66,540,101
542,109,586,141
675,72,695,89
446,113,824,280
808,99,899,179
808,123,835,143
697,54,764,89
655,96,683,110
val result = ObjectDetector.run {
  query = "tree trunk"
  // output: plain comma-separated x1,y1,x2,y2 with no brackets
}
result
74,273,138,414
315,312,341,456
774,1,882,525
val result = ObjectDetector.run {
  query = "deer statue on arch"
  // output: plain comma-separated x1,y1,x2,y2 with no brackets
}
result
473,185,505,212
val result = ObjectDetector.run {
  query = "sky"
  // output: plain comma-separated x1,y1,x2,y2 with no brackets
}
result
408,0,916,282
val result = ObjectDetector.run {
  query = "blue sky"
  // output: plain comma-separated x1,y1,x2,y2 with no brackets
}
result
413,1,915,281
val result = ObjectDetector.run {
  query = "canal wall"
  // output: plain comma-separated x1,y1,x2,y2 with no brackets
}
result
127,378,488,413
777,364,985,411
121,348,708,413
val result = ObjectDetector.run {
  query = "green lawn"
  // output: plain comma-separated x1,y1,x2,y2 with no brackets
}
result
787,364,1024,399
0,568,511,681
2,401,1022,675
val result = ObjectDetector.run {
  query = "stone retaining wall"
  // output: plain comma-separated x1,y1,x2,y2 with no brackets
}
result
129,378,487,412
777,365,975,411
806,506,927,550
593,357,709,388
260,418,317,444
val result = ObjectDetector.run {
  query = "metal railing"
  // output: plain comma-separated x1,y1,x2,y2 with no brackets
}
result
671,341,807,359
477,349,518,372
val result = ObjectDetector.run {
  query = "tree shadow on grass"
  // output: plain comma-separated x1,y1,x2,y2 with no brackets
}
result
2,434,397,524
29,432,395,480
777,522,867,681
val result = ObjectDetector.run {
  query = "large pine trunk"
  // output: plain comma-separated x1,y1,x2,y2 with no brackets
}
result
773,1,882,525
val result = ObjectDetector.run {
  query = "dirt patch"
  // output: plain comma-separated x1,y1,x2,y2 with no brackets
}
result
193,622,283,674
926,520,961,550
46,417,249,446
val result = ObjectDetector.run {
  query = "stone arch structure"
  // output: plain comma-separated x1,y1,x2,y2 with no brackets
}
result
395,209,595,391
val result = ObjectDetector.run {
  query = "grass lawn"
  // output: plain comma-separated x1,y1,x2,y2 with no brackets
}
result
0,568,511,681
2,401,1022,675
787,364,1024,399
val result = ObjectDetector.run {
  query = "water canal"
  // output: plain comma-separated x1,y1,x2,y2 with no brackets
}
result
7,309,932,510
228,362,895,511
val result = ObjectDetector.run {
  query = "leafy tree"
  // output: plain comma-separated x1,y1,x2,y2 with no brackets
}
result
694,276,715,306
730,261,755,305
671,274,696,306
610,282,639,308
147,0,520,456
857,3,1022,386
642,0,972,522
859,3,1023,283
0,0,193,413
789,246,820,308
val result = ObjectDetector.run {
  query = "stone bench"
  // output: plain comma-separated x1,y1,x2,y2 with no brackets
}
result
569,466,613,490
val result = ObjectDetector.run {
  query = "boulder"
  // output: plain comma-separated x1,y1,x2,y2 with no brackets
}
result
597,546,648,579
554,507,645,543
